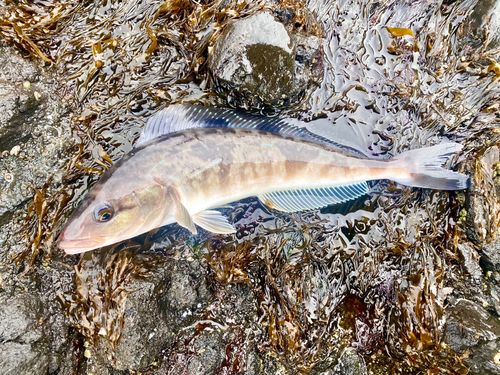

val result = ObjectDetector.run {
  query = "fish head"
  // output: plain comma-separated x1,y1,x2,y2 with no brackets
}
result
59,182,171,254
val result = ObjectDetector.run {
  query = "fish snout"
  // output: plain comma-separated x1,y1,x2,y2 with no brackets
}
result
58,233,106,254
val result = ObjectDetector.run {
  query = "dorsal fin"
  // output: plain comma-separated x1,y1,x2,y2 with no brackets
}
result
136,104,368,157
258,183,369,213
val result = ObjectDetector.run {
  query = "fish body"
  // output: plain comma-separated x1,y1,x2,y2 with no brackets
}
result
59,105,470,254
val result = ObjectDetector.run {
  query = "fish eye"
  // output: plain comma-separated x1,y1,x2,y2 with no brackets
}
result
93,202,114,223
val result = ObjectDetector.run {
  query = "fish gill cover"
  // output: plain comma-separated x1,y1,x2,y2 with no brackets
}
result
0,0,500,374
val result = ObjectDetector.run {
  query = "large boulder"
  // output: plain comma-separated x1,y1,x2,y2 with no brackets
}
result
209,10,321,108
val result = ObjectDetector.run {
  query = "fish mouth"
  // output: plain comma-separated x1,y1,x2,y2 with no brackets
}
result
58,236,107,254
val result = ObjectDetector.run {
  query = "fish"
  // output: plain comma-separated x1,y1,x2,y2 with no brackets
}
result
58,104,470,254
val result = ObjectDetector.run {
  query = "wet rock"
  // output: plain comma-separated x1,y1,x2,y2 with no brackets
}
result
466,0,500,50
273,8,295,25
158,280,261,374
94,259,213,372
465,146,500,246
209,10,320,108
482,239,500,273
335,348,368,375
0,292,49,375
308,347,367,375
0,45,73,225
444,298,500,374
458,243,483,280
0,45,42,151
43,298,77,373
185,330,225,375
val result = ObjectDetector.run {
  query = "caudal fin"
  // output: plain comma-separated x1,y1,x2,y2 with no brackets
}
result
391,143,470,190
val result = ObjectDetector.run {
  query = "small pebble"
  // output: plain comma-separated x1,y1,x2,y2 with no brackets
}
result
494,351,500,365
23,81,31,89
84,349,91,358
10,145,20,156
34,91,42,100
1,150,9,157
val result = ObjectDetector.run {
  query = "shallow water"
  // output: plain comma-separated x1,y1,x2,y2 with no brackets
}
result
1,0,500,374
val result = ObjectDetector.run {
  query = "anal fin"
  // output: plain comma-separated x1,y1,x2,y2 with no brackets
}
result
193,210,236,234
258,183,369,213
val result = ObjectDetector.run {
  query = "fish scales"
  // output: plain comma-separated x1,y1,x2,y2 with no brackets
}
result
114,128,394,213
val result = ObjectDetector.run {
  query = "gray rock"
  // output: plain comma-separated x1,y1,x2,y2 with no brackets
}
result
164,327,225,375
308,347,367,375
95,259,213,372
0,292,49,375
0,342,49,375
209,10,320,108
0,45,42,151
466,0,500,50
185,330,225,375
483,239,500,273
464,340,500,375
335,348,367,375
159,280,262,375
445,298,500,353
466,146,500,246
0,45,76,375
158,260,212,330
458,243,483,280
0,293,43,342
444,298,500,374
0,45,73,225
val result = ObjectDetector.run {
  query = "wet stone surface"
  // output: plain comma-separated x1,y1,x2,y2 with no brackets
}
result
0,44,73,226
334,349,368,375
444,298,500,374
0,292,49,375
101,259,213,371
209,10,321,109
466,0,500,50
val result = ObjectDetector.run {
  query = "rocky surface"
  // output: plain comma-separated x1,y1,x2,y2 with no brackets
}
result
444,299,500,374
209,10,321,109
466,0,500,50
1,1,500,375
96,259,214,371
0,44,73,226
0,42,77,375
0,292,49,375
453,144,500,373
335,349,368,375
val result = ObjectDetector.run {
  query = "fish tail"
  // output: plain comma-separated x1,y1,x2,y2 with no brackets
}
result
391,143,470,190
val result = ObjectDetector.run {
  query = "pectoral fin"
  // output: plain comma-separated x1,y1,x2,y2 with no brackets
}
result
193,210,236,234
167,186,197,234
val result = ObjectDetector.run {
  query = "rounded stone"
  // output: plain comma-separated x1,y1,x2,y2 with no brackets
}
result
209,11,297,106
